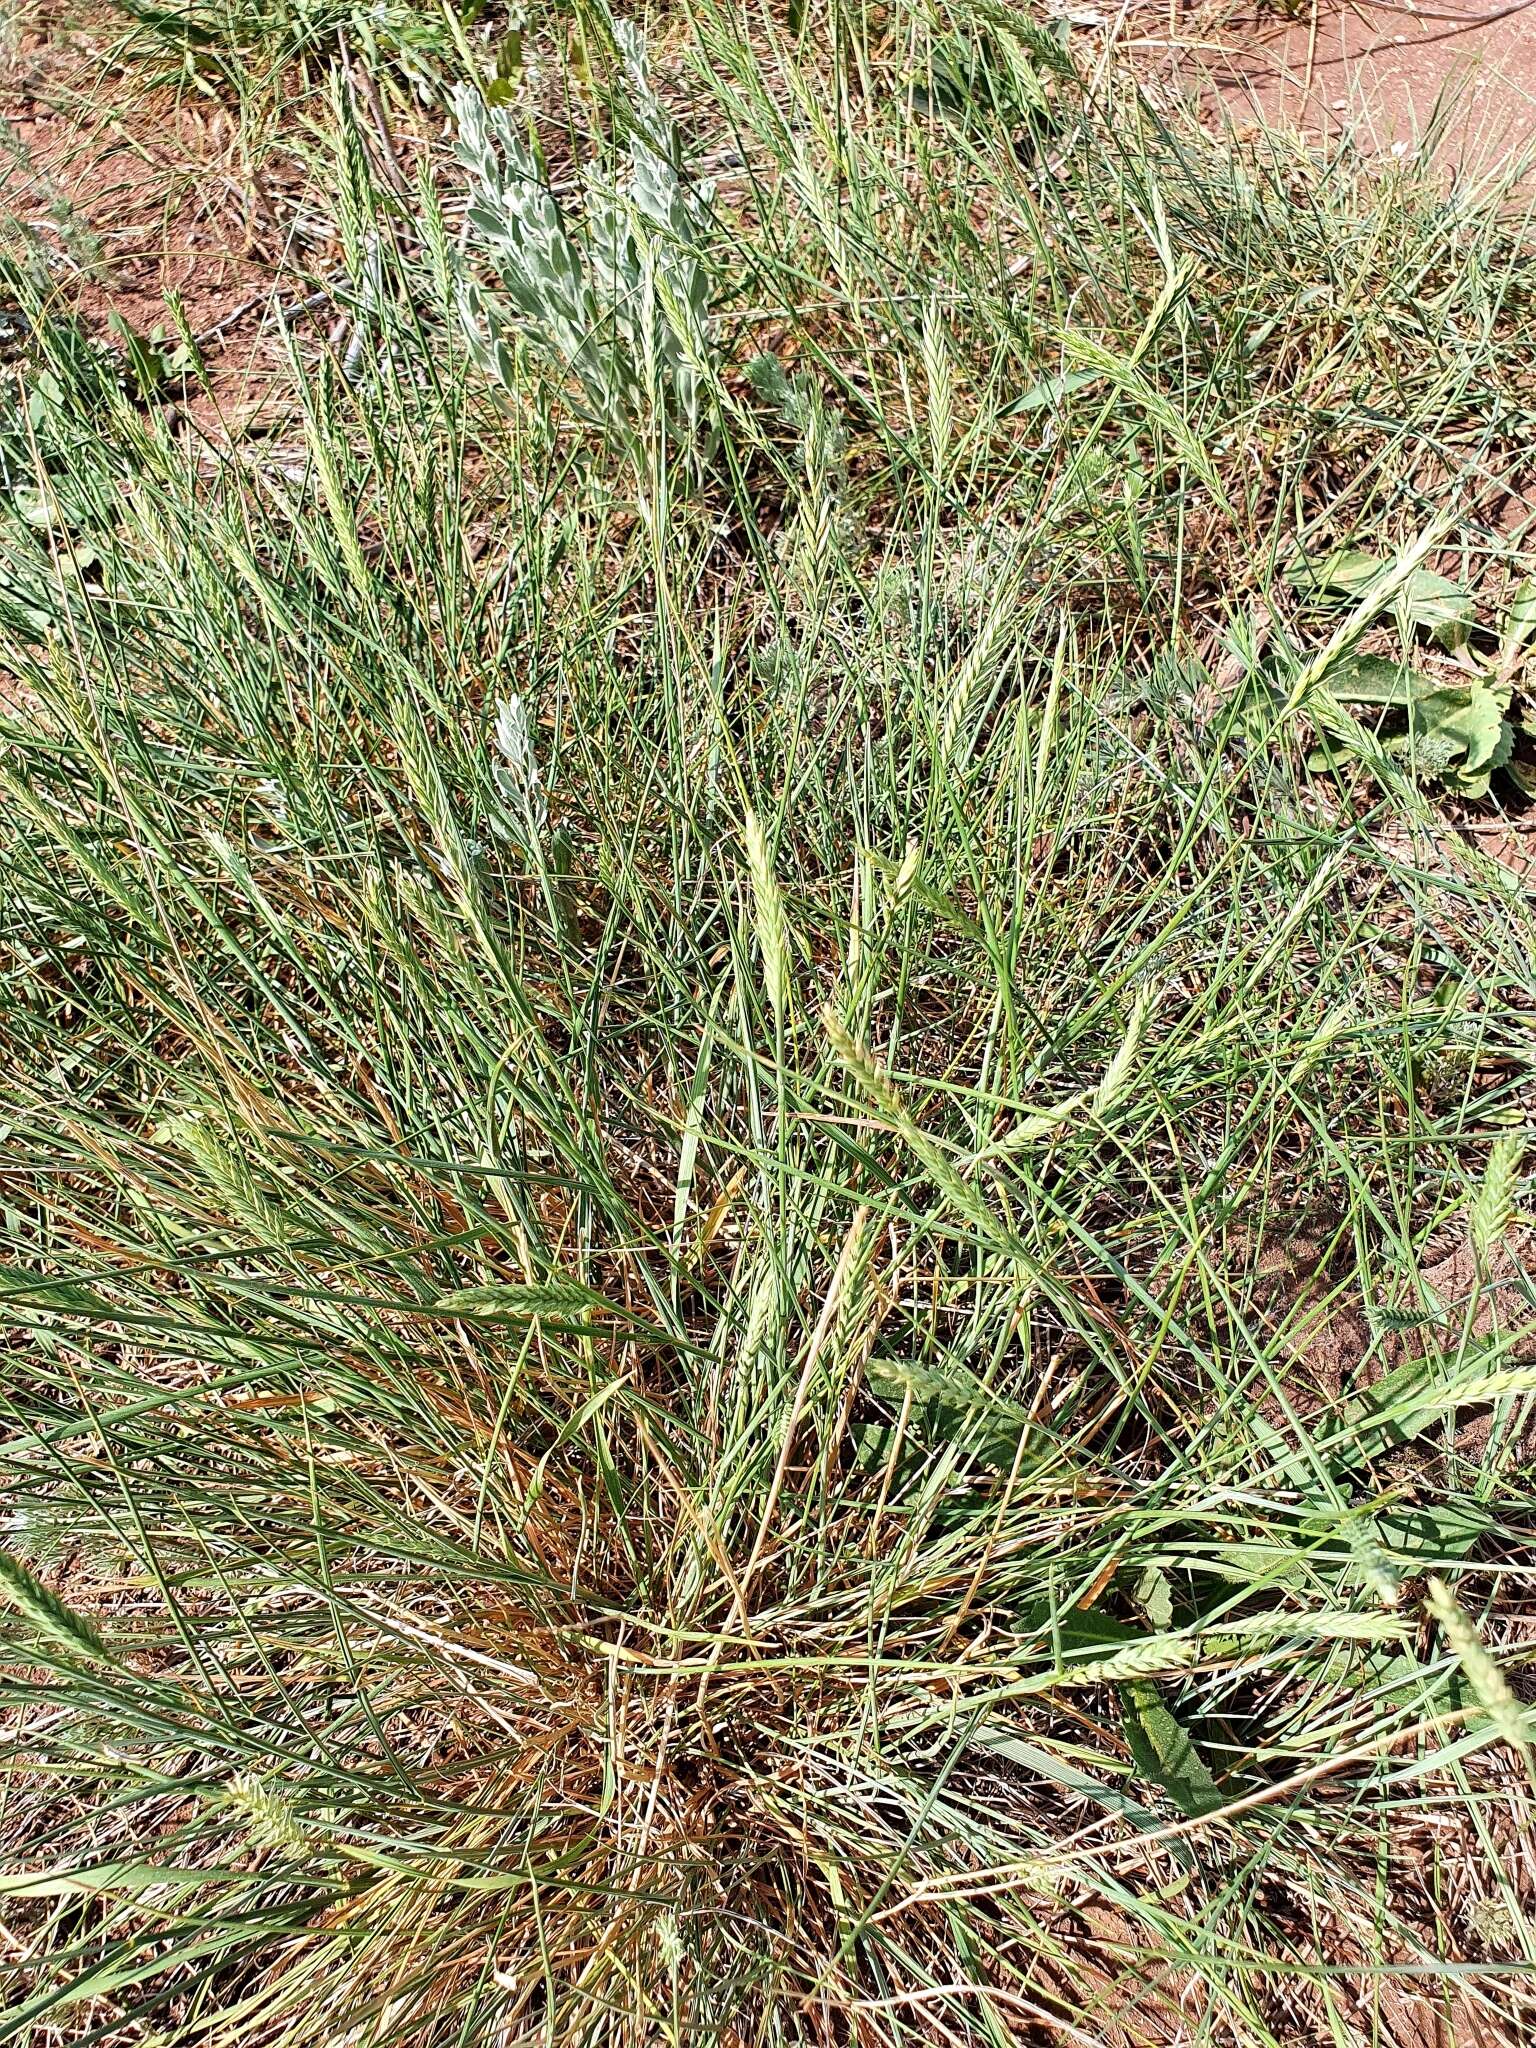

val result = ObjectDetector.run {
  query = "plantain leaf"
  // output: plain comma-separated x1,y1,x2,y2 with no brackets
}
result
1008,369,1099,414
1372,1499,1492,1565
1288,547,1474,641
1410,682,1508,776
1499,577,1536,665
1327,654,1437,707
1120,1682,1223,1816
1317,667,1513,793
1288,546,1380,601
1135,1562,1175,1631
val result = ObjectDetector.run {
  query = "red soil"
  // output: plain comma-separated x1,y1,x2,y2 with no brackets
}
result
1217,0,1536,165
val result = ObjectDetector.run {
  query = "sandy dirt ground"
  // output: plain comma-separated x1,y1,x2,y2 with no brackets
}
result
1215,0,1536,165
0,15,352,434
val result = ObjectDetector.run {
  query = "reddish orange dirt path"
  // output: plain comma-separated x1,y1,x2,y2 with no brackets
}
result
1,16,327,430
1217,0,1536,165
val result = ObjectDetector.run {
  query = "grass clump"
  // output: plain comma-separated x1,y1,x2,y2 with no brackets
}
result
2,6,1536,2043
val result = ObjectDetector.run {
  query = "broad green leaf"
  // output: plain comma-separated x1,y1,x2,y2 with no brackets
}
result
1321,665,1514,792
1244,1342,1518,1496
1321,1339,1518,1467
1289,547,1474,639
1498,576,1536,664
1409,575,1477,645
1014,1600,1141,1654
1373,1500,1492,1565
969,1720,1165,1827
1120,1682,1223,1816
1327,654,1437,707
1409,682,1508,777
1288,547,1381,600
1193,1542,1313,1592
1135,1562,1175,1631
967,1721,1201,1871
1009,369,1099,412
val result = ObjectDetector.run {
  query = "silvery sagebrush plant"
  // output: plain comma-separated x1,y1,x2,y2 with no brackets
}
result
452,22,719,467
491,689,549,855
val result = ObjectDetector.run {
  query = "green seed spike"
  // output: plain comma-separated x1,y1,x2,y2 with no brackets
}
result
1425,1577,1531,1758
0,1547,113,1667
223,1772,310,1861
743,806,791,1025
1470,1134,1525,1273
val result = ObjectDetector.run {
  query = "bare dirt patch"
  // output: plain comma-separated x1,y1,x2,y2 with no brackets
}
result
1,13,334,430
1213,0,1536,165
